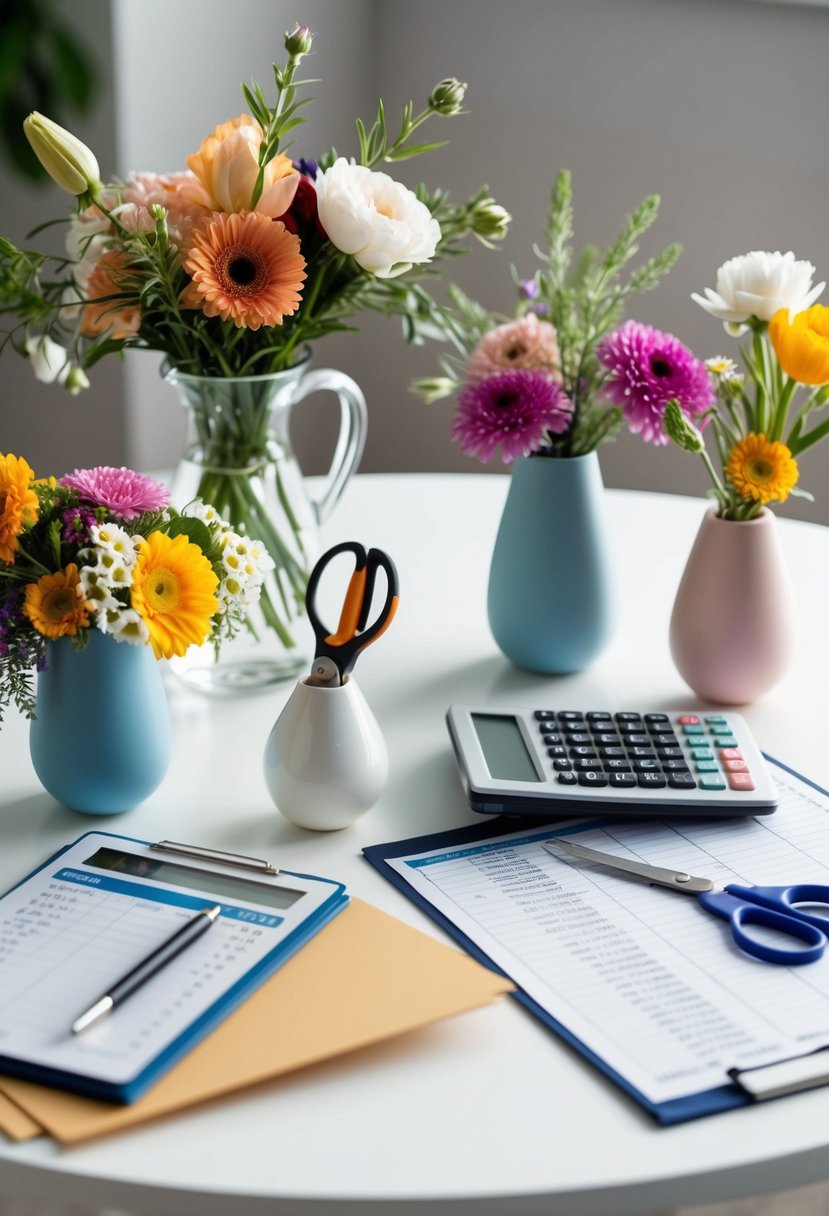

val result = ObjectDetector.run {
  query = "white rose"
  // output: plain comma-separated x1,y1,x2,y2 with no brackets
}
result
692,250,824,327
315,158,441,278
24,335,71,385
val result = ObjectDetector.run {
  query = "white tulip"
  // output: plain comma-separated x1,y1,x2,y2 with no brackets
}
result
315,158,441,278
24,335,72,385
692,250,824,327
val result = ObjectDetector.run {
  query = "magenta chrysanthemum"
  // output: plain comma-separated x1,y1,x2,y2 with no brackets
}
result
452,369,574,464
60,466,170,520
598,320,714,445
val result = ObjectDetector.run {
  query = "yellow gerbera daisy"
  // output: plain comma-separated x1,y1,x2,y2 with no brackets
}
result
0,453,39,563
23,563,90,639
726,433,799,505
130,531,219,659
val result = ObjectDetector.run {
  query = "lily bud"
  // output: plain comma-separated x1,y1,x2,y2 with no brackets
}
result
411,376,456,404
470,197,511,242
284,24,314,57
65,366,91,395
24,335,72,386
664,398,705,454
429,78,467,116
23,112,101,197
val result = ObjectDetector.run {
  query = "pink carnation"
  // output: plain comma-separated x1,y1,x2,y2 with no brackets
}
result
467,314,562,384
61,466,170,521
120,172,211,250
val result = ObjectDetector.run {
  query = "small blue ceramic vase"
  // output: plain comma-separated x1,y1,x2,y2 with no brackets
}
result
487,451,615,674
29,630,171,814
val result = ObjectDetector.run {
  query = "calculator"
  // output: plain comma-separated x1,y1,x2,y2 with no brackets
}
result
446,706,778,818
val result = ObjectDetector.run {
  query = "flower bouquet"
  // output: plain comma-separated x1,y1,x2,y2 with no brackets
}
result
413,170,699,674
0,25,509,681
0,454,272,720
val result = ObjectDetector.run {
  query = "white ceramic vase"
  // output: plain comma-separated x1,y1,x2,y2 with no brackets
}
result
262,677,388,830
669,507,797,705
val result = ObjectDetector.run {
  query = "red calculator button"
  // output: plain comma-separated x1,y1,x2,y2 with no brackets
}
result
720,748,743,761
728,772,755,791
678,715,701,725
724,759,748,772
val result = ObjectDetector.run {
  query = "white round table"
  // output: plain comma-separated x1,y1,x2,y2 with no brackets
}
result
1,473,828,1216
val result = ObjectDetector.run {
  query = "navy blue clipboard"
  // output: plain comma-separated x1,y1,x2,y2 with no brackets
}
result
0,830,348,1104
363,755,829,1127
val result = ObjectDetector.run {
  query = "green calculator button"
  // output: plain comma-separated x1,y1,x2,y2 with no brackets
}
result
709,724,733,735
690,749,714,762
704,715,728,724
716,737,738,750
699,775,727,790
695,761,720,773
683,724,705,735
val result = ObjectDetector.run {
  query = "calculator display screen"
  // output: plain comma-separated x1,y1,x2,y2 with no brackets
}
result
83,847,304,910
471,714,541,783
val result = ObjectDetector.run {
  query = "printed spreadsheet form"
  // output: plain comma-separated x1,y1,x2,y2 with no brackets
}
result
389,767,829,1105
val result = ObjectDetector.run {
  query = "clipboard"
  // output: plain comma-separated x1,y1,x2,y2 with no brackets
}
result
0,830,347,1104
364,756,829,1125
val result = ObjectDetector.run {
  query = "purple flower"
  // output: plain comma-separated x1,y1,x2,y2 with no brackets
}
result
61,505,97,545
598,320,714,445
60,466,169,520
293,158,318,180
452,369,574,464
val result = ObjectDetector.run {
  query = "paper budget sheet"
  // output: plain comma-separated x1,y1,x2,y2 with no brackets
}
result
387,764,829,1106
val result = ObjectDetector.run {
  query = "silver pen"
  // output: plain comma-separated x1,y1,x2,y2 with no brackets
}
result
71,904,222,1034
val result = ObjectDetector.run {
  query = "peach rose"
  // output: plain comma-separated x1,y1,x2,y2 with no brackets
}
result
186,115,299,217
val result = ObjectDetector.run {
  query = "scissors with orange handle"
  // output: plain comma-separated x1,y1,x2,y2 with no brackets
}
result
305,542,399,687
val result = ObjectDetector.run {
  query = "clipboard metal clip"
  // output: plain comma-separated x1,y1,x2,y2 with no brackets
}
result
150,840,279,876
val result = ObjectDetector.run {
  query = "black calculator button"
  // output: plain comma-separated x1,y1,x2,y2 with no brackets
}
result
539,731,563,746
668,773,697,789
586,712,613,722
633,759,661,772
578,771,608,787
615,712,643,723
557,771,578,785
538,722,561,736
604,759,631,771
569,746,598,759
617,722,645,736
592,732,622,746
599,746,626,759
609,772,637,788
534,710,556,720
624,733,650,747
650,733,679,748
574,758,603,771
627,747,656,759
644,713,670,725
547,745,566,759
558,711,585,721
656,747,684,760
552,758,572,771
637,772,668,788
565,733,591,746
663,759,691,773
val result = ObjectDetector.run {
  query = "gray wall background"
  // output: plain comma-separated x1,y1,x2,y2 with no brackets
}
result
2,0,828,523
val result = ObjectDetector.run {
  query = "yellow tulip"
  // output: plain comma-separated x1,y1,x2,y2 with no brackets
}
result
23,112,101,197
769,305,829,386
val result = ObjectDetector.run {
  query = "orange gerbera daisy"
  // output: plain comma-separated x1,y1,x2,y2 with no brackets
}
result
130,531,219,659
726,433,799,505
81,249,142,340
23,564,90,639
0,452,38,563
182,211,306,329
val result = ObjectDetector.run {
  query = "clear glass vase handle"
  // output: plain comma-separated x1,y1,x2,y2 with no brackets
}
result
293,368,368,524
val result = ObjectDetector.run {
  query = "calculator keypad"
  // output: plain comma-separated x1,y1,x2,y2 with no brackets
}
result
533,710,757,793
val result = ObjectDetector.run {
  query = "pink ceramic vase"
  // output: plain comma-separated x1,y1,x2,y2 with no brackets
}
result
669,507,797,705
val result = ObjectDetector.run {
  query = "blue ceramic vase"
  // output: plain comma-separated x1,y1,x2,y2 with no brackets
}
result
487,452,615,674
29,630,171,814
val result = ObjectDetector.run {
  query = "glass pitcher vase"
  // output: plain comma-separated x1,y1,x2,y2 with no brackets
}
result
165,349,366,695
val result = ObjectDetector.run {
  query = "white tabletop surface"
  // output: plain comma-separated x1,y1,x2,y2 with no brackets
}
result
1,472,829,1216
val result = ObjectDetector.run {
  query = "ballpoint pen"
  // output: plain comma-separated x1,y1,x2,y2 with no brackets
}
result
71,904,222,1034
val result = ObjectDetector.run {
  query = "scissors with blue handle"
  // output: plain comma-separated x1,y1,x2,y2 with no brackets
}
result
543,837,829,966
305,541,399,687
